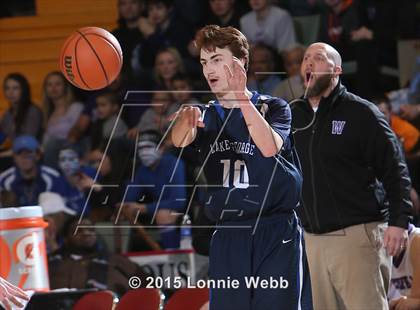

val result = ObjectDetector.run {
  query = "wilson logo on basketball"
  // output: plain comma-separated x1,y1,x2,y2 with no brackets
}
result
64,56,75,81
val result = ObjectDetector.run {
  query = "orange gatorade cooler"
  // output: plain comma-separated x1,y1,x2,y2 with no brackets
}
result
0,206,50,291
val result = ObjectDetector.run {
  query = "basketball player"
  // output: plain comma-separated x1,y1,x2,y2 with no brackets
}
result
0,276,29,309
389,223,420,310
171,25,312,310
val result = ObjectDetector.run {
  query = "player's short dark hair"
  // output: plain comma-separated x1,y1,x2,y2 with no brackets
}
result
195,25,250,71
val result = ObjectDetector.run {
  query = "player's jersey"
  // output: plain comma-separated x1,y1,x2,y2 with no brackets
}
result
389,225,420,299
193,91,302,223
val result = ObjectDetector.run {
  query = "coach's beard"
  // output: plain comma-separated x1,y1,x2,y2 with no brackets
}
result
306,73,334,98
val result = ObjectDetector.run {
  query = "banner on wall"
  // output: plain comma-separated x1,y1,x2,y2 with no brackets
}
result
126,249,210,289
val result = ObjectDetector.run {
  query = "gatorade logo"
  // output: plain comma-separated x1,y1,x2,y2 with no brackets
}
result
64,56,75,81
15,233,40,266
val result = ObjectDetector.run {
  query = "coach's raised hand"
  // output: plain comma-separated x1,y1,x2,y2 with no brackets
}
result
171,106,204,147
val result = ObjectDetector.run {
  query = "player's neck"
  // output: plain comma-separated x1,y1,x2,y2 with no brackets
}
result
218,89,252,109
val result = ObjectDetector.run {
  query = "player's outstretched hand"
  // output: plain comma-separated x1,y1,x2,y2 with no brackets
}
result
0,276,29,310
170,106,204,128
224,56,247,98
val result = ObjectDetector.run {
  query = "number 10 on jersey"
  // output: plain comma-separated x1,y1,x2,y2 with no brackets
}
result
220,159,249,189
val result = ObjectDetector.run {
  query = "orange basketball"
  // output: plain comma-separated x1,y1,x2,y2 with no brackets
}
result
59,27,123,90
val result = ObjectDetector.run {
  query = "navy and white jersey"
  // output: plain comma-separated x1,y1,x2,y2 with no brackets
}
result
194,91,302,223
0,165,67,206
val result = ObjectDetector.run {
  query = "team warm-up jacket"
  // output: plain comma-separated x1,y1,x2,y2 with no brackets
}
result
292,82,413,234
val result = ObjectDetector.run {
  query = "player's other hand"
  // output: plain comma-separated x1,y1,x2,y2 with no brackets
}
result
170,106,204,128
0,276,29,310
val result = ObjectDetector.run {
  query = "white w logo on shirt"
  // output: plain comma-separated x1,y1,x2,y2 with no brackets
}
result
331,120,346,135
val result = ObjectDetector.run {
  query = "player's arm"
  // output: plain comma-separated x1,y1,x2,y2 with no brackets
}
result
225,58,283,157
239,97,284,157
171,106,204,147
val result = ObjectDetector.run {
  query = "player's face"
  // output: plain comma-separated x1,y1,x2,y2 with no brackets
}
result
118,0,143,22
156,52,178,82
149,3,170,25
46,74,66,101
301,44,336,95
249,0,269,11
250,47,273,81
200,47,234,95
209,0,234,17
172,80,191,103
4,79,22,105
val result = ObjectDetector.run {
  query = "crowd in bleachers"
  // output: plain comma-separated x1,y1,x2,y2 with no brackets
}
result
0,0,419,298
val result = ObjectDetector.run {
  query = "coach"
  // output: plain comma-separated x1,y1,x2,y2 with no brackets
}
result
292,42,413,310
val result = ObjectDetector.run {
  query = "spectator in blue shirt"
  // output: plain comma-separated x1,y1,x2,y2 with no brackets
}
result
119,130,187,249
0,135,66,206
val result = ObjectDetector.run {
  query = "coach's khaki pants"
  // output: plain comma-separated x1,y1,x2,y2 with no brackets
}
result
304,222,391,310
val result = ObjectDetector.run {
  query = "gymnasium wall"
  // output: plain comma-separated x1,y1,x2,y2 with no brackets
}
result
0,0,117,113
